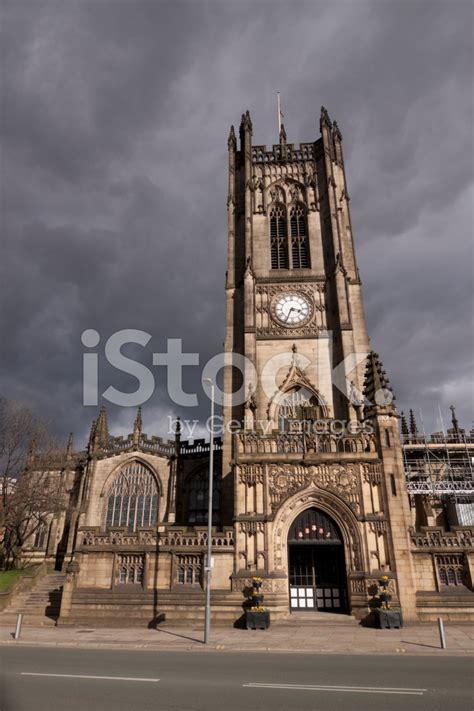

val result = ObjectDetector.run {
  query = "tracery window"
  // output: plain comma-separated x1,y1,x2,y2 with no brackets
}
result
33,521,48,549
187,469,220,524
435,554,466,588
290,204,310,268
270,204,289,269
175,554,202,586
116,554,144,585
105,461,159,530
278,386,325,431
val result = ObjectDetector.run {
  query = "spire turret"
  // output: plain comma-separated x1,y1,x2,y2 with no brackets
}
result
450,404,460,437
66,432,73,460
174,416,182,455
363,351,396,415
87,419,96,452
227,125,236,150
133,406,142,444
332,120,343,141
400,412,409,437
95,406,109,448
239,109,253,135
320,105,332,130
409,409,418,436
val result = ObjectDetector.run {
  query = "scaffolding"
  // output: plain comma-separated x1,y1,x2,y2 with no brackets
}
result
401,409,474,499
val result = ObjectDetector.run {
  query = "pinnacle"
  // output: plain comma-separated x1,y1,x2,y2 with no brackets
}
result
363,351,395,411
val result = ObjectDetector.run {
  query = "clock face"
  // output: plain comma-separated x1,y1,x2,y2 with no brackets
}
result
273,293,311,326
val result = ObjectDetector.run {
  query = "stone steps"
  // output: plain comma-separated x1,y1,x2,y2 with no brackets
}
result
0,573,65,626
281,611,359,626
416,590,474,622
60,588,290,627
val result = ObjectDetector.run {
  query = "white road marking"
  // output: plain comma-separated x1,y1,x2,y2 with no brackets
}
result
21,673,159,682
243,682,426,695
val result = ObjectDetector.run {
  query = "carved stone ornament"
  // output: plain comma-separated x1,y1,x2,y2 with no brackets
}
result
239,520,265,536
268,463,360,514
231,576,287,593
238,464,264,486
410,527,473,550
269,185,286,204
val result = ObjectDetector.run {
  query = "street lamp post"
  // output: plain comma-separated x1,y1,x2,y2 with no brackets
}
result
202,377,215,644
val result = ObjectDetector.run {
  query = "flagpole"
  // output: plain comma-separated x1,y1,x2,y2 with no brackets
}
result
277,92,281,134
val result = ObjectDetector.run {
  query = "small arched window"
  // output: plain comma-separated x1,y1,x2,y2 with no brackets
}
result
187,469,220,524
105,461,159,530
270,204,289,269
33,521,48,549
290,204,310,268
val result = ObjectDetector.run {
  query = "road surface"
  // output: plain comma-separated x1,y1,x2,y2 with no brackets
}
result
1,646,472,711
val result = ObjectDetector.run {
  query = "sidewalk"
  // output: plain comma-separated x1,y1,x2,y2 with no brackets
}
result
1,621,473,656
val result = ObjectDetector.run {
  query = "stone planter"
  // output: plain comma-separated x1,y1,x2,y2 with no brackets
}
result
374,609,403,629
245,610,270,630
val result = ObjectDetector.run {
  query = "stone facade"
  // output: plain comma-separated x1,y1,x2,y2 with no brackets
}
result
24,108,473,625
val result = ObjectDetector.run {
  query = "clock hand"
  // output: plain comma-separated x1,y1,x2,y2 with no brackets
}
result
285,307,295,322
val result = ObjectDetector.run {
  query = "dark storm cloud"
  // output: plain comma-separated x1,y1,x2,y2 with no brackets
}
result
1,0,472,445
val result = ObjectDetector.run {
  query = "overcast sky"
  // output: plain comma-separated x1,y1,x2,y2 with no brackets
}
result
1,0,473,447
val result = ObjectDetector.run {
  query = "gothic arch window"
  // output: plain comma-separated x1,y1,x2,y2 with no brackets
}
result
270,204,289,269
187,469,220,524
33,521,48,549
105,461,159,530
278,386,325,431
290,204,310,268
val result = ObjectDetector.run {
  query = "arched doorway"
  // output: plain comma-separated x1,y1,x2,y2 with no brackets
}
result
288,507,348,613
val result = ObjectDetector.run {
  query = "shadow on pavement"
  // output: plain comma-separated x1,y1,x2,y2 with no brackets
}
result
401,640,442,650
154,628,203,644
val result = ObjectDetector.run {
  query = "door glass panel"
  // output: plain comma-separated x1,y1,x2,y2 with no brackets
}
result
288,535,347,613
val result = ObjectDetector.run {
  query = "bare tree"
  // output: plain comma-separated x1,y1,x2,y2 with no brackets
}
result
0,398,67,569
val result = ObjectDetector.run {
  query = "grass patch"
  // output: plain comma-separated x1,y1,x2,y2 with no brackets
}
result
0,567,37,593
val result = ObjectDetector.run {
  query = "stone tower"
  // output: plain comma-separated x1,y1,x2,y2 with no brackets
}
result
223,108,416,619
223,108,371,471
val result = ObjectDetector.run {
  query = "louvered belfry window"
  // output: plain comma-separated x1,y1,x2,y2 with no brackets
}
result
290,204,310,268
270,204,289,269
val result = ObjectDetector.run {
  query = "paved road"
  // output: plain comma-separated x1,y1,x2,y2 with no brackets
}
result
1,647,472,711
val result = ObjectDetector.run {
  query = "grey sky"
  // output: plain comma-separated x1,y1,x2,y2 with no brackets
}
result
1,0,473,446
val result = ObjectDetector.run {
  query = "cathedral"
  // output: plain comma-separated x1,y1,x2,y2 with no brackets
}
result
19,107,474,626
